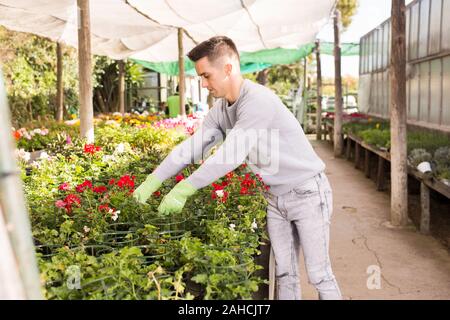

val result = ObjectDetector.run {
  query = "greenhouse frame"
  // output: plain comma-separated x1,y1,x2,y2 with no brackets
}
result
359,0,450,132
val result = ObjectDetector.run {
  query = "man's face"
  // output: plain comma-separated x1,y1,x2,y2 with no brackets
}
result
195,56,229,98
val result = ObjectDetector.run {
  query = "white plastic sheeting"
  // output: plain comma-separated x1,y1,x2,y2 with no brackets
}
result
0,0,173,59
0,0,335,62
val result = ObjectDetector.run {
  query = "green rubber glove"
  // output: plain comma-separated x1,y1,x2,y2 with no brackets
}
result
158,180,197,215
133,174,162,204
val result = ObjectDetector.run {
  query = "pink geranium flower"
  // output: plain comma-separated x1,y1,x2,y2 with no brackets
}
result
55,200,66,208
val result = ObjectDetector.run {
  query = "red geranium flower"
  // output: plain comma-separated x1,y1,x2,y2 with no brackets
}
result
175,174,184,182
116,175,135,189
241,174,256,188
83,144,102,155
62,194,81,213
65,194,81,206
76,180,93,193
99,204,110,212
58,182,70,191
93,186,108,194
211,183,225,191
153,191,161,197
225,172,234,181
240,186,250,195
13,130,21,140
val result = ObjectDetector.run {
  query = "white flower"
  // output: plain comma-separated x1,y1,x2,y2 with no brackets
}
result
39,151,49,160
16,149,30,162
83,226,90,233
41,128,49,136
105,120,120,127
112,112,122,117
102,155,116,163
215,190,224,198
229,223,235,231
32,128,42,135
115,143,125,154
110,209,120,221
251,219,258,232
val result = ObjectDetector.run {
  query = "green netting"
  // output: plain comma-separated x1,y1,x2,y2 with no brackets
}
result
132,42,359,76
320,42,360,56
240,43,316,65
239,62,273,74
131,59,272,76
131,59,196,76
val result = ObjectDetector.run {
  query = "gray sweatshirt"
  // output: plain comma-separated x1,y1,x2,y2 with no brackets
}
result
153,79,325,196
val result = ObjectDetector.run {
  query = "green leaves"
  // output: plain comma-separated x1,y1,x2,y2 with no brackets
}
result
24,122,268,300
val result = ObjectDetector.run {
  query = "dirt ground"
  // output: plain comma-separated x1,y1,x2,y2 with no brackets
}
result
297,138,450,300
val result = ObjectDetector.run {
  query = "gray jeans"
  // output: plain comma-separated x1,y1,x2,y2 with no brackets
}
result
265,172,342,300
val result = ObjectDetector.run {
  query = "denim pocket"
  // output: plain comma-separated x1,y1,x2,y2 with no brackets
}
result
291,178,319,198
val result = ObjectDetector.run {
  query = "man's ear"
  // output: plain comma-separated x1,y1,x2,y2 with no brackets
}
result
224,63,232,76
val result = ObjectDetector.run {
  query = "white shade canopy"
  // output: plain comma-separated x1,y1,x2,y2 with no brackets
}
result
0,0,335,61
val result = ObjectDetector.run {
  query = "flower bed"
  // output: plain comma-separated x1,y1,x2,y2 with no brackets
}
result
12,111,204,153
20,123,269,300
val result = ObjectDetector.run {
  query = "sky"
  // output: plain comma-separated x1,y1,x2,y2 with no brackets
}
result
317,0,414,78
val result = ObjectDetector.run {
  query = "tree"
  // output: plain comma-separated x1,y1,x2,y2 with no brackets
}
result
337,0,359,30
0,26,79,127
93,57,144,114
333,0,358,156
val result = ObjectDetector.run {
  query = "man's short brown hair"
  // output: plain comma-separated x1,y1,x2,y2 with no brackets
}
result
187,36,240,63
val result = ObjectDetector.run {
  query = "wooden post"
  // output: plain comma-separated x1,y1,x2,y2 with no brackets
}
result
354,142,361,169
77,0,94,143
377,156,386,191
315,40,323,140
178,28,186,116
346,137,352,160
118,60,125,115
0,207,25,299
327,123,332,142
0,70,42,299
56,42,64,122
420,182,430,234
333,9,344,157
390,0,409,226
365,149,371,178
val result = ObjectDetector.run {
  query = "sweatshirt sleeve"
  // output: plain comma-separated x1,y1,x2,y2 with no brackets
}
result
152,107,224,182
186,97,275,189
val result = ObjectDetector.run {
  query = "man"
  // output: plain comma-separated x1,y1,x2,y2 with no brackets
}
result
133,36,342,300
166,85,181,118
